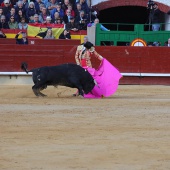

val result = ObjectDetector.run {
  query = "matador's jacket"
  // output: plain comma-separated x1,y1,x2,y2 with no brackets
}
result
75,44,103,68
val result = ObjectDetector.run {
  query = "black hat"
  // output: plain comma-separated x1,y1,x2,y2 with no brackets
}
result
84,41,93,49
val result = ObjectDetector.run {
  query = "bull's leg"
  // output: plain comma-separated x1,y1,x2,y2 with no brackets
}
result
76,85,84,97
37,88,47,97
68,77,84,97
32,84,47,97
32,85,40,97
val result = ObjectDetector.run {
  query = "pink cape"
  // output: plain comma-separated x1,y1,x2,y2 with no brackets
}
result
84,58,122,98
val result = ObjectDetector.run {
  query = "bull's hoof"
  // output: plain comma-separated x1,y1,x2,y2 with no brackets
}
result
37,93,47,98
78,95,84,99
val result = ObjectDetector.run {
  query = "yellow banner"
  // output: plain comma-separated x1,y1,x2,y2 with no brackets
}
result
27,24,64,39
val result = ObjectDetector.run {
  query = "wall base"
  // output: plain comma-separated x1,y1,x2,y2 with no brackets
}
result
0,76,33,85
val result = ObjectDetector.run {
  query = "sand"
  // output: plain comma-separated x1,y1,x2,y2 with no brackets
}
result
0,85,170,170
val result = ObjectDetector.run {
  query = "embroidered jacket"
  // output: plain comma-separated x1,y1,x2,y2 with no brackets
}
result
75,45,103,68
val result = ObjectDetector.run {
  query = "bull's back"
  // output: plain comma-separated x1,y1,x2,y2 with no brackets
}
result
32,63,94,88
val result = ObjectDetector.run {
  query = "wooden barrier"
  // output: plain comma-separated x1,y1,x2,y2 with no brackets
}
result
0,38,80,45
0,38,16,44
0,45,170,85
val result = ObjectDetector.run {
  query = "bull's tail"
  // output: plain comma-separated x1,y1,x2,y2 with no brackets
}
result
21,62,29,74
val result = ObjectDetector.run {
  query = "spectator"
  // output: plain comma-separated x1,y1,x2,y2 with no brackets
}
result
0,7,4,19
167,38,170,47
75,10,88,30
51,4,64,20
22,0,29,12
65,3,75,17
15,1,26,17
6,7,18,22
89,5,98,22
59,29,71,39
149,3,161,31
74,3,82,18
63,0,75,10
26,2,37,22
45,15,52,24
6,0,16,7
152,41,160,46
164,38,170,47
41,0,48,8
55,17,63,24
2,0,11,16
62,9,72,24
8,15,18,29
77,0,89,16
39,3,45,12
18,17,28,30
39,7,50,23
17,9,27,23
89,18,110,31
66,16,79,31
15,31,28,44
0,30,6,38
44,28,55,39
51,11,61,23
34,0,45,14
0,15,9,29
30,14,41,23
46,0,58,13
61,0,69,12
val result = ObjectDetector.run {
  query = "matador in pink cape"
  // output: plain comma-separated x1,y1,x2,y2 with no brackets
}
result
75,41,122,98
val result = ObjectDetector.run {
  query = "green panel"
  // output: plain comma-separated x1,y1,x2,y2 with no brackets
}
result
95,23,170,46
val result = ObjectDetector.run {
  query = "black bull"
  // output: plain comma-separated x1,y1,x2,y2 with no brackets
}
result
21,62,95,97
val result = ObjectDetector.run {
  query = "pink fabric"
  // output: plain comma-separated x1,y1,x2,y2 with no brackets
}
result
84,58,122,98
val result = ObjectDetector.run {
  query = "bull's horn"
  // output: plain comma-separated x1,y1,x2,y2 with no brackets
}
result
94,80,99,87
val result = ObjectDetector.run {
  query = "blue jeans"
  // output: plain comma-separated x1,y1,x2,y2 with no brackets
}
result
152,24,160,31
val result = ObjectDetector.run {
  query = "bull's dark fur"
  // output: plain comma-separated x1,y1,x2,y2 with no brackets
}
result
21,62,95,97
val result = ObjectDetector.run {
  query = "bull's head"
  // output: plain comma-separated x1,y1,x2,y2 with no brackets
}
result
83,78,95,94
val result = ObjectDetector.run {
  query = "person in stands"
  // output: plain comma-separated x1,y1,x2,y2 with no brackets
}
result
59,29,71,39
66,16,79,31
18,17,28,30
164,38,170,47
8,15,18,29
0,30,6,38
44,28,55,39
149,3,161,31
88,18,110,31
15,31,28,44
0,15,9,29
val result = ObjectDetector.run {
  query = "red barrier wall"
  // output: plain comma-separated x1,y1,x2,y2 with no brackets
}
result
0,45,170,85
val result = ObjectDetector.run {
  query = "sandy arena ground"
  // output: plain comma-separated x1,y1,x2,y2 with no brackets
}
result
0,85,170,170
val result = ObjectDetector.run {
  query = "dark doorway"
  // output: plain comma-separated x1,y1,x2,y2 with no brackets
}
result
98,6,150,24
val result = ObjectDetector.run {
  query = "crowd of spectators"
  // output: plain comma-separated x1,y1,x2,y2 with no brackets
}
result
0,0,97,32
